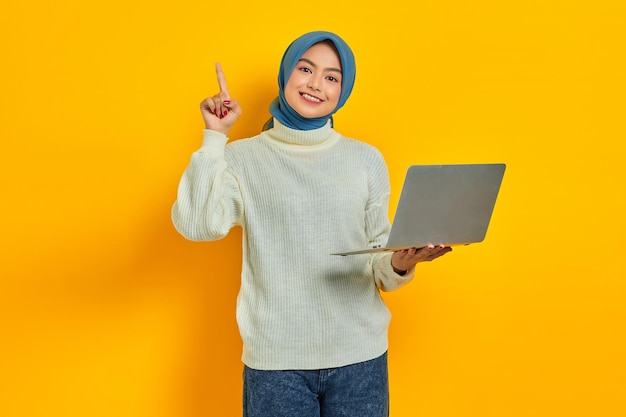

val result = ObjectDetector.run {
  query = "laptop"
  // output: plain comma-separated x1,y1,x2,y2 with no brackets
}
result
331,163,506,256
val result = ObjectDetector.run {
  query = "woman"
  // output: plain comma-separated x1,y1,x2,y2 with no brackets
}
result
172,31,451,417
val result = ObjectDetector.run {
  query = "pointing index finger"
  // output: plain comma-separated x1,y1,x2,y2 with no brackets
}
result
215,62,230,97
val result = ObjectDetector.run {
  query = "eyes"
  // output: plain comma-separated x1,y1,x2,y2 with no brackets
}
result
296,66,341,84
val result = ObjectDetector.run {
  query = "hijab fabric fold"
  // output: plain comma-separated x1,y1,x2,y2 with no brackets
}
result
263,31,356,131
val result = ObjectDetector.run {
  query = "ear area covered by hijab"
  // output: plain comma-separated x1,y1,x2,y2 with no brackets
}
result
263,31,356,131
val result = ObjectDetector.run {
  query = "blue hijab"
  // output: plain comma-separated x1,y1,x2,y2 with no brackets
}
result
263,31,356,131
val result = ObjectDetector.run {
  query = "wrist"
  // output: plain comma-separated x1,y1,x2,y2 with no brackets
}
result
205,127,229,136
392,265,407,276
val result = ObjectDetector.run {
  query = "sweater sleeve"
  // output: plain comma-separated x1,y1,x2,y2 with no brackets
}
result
171,130,244,241
373,252,415,292
364,151,415,291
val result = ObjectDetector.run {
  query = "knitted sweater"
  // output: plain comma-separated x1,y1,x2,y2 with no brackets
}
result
172,120,415,370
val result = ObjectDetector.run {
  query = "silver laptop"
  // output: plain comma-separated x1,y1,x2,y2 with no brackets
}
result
331,163,506,256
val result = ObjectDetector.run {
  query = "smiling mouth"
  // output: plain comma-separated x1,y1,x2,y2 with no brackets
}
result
301,92,323,103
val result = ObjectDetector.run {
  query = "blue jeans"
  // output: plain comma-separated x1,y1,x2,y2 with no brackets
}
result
243,352,389,417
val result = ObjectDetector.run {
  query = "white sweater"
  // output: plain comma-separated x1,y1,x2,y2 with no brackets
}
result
172,120,414,370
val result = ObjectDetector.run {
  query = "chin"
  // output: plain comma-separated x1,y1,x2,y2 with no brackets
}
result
300,111,326,119
295,106,333,120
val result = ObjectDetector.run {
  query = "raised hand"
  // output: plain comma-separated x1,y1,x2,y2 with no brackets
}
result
199,63,242,135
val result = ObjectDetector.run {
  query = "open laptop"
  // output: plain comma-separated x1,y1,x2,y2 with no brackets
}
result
331,163,506,256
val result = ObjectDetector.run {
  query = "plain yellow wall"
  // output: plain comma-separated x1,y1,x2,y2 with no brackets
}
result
1,1,625,416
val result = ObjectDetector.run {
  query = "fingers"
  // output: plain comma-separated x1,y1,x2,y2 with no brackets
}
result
414,245,451,259
200,96,220,120
199,63,242,134
394,245,452,264
201,63,235,119
392,244,452,275
422,245,452,261
215,62,230,97
200,96,242,134
200,95,238,119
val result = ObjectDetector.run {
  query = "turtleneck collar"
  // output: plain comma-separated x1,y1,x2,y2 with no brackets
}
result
264,118,339,148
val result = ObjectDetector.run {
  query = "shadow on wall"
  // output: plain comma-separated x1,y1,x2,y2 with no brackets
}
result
133,191,245,416
19,185,245,416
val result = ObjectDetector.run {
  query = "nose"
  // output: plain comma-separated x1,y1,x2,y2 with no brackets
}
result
307,75,322,91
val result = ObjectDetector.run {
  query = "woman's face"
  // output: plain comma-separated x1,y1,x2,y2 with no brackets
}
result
284,41,343,120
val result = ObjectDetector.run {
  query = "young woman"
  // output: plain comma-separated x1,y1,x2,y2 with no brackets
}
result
172,31,451,417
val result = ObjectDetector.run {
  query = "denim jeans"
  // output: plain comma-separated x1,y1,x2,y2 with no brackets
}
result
243,352,389,417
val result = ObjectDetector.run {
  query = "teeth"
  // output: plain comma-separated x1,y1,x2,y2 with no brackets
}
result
302,93,321,102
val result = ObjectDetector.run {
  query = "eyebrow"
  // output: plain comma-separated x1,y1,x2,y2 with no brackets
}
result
298,58,342,74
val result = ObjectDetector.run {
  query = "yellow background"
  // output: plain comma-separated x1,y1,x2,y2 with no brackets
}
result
1,1,625,416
